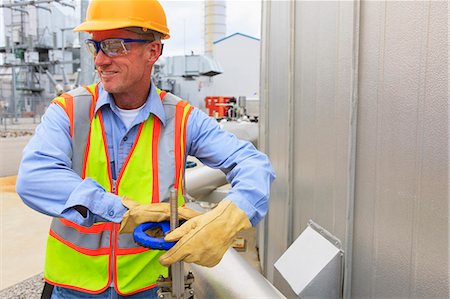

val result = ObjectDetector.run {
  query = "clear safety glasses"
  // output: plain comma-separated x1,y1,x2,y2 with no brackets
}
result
85,38,153,57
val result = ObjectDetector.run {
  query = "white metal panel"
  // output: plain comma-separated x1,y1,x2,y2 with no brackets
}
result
292,0,354,244
261,0,448,298
260,1,356,293
353,1,449,297
260,0,292,284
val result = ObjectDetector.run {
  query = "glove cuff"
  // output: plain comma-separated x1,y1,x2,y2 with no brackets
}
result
217,199,252,233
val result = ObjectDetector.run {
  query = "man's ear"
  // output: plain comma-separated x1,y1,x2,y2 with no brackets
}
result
148,41,162,63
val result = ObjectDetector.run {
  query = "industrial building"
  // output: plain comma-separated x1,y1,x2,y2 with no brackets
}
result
0,0,448,298
0,0,79,120
212,32,260,99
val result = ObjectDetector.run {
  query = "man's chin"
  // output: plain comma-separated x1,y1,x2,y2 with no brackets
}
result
101,82,118,94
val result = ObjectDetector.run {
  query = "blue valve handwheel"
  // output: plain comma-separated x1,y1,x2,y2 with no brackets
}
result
133,221,176,250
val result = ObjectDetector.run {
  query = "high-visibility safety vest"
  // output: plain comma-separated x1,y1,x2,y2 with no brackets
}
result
45,83,193,295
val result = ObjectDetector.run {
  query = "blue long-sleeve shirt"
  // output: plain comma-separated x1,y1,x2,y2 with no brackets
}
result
16,83,275,227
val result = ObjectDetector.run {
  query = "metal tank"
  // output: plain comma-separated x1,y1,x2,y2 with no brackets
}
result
260,1,448,298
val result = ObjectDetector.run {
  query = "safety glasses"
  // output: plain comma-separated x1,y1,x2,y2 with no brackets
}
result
85,38,153,57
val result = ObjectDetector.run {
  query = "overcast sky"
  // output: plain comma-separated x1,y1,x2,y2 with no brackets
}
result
159,0,261,57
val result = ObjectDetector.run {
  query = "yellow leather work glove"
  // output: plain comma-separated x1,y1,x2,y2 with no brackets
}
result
159,199,252,267
119,196,200,234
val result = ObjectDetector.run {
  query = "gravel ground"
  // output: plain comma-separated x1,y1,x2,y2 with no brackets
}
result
0,273,44,299
0,130,34,138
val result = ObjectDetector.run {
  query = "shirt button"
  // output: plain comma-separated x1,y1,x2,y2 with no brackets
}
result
109,211,114,216
123,136,128,142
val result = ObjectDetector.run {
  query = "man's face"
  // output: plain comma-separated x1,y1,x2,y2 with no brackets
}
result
91,29,160,98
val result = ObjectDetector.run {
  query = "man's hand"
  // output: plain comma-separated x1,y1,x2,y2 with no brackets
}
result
159,199,251,267
119,196,200,234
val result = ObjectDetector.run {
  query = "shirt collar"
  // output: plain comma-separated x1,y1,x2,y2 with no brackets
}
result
95,82,166,126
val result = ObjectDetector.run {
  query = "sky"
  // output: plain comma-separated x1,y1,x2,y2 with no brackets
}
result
159,0,261,57
65,0,261,56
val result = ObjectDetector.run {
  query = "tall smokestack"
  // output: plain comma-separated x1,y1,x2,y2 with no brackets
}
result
204,0,226,57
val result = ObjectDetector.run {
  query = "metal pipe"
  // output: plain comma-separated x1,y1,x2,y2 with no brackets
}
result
0,0,76,10
185,166,227,200
34,5,51,13
60,65,71,91
45,70,64,95
11,7,29,15
186,248,286,298
0,0,53,8
185,121,259,200
219,121,258,146
55,0,76,9
73,68,81,87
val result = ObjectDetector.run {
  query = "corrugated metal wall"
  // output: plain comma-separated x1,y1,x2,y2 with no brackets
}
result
259,1,448,298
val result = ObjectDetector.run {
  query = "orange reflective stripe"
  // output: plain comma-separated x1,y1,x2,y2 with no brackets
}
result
59,218,111,234
61,94,75,136
52,97,66,110
115,284,158,297
49,229,111,256
173,102,185,190
152,120,161,203
155,87,167,101
159,91,167,100
178,104,193,201
83,83,98,98
52,94,75,137
180,104,193,175
174,101,193,202
81,126,92,179
115,247,149,255
98,112,113,187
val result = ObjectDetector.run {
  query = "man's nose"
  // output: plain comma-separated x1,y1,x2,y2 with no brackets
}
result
94,49,111,66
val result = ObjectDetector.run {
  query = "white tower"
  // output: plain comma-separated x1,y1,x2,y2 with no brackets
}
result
204,0,226,57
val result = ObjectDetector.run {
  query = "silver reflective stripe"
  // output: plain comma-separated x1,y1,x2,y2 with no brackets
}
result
50,218,110,250
157,93,181,202
158,93,182,202
70,87,94,177
117,233,142,249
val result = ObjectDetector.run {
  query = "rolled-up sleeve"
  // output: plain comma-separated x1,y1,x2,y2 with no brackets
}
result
186,108,275,226
16,103,127,227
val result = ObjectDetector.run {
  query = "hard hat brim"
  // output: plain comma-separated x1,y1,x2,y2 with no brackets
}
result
73,21,170,40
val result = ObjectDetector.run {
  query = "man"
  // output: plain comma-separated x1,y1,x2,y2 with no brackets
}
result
16,0,275,298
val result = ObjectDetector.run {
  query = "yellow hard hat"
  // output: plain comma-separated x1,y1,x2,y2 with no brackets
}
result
73,0,170,39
